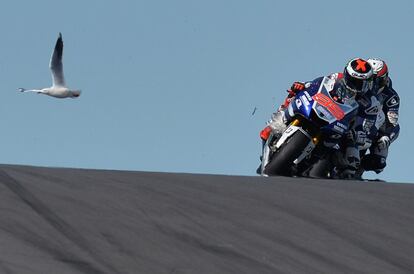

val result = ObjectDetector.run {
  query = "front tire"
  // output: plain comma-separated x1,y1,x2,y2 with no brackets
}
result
264,130,311,176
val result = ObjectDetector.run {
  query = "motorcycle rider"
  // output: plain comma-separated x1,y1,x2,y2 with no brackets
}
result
315,58,376,178
258,58,374,176
358,58,400,174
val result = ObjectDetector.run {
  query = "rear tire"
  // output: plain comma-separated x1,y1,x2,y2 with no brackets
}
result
264,130,311,176
307,158,331,178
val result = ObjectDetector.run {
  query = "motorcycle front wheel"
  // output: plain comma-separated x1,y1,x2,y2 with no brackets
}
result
264,130,311,176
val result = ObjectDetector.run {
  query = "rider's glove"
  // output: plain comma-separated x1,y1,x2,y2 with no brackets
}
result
287,81,305,96
377,136,390,150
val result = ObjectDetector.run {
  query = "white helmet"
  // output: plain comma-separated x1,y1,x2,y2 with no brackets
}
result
367,58,389,93
343,58,374,95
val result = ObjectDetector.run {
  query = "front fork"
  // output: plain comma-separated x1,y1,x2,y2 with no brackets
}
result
290,119,321,146
269,118,321,165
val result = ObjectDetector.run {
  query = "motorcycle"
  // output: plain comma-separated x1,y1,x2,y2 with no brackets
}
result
260,76,359,177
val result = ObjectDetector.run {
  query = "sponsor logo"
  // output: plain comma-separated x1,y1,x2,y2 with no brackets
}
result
333,125,344,133
316,105,333,120
387,111,399,126
300,95,310,106
365,105,379,115
362,119,374,133
336,122,347,130
351,72,369,79
296,98,302,108
313,93,345,120
386,95,399,108
364,96,381,115
304,91,312,102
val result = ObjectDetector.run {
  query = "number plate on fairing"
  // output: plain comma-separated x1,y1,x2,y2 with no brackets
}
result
311,77,357,124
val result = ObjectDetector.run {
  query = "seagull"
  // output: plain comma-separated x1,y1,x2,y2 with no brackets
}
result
18,32,81,98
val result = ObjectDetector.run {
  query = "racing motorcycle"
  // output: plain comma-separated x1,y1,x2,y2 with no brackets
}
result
260,76,359,177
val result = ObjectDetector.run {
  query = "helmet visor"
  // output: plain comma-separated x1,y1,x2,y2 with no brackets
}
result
344,71,372,94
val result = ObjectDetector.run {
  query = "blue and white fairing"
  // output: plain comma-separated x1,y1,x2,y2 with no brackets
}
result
287,76,358,136
260,76,359,176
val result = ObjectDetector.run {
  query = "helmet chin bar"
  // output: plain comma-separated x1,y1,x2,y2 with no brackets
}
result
344,83,365,96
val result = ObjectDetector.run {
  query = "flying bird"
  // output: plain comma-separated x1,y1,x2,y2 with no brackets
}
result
251,106,257,116
18,33,81,98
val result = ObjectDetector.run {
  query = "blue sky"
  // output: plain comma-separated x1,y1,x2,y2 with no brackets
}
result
0,1,412,182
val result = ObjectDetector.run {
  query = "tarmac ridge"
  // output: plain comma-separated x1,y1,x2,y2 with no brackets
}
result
0,164,413,274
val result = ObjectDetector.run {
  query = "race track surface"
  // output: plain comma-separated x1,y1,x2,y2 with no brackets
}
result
0,164,414,274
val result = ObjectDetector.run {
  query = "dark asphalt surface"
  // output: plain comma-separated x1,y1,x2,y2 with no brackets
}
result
0,164,414,274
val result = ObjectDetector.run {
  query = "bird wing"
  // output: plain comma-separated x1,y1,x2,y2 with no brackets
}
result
49,32,66,87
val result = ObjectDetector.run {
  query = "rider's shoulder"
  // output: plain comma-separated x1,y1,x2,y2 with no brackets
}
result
384,78,399,97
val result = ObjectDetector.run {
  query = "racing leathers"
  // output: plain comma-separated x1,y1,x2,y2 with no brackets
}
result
340,77,399,178
360,79,400,173
339,90,384,177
